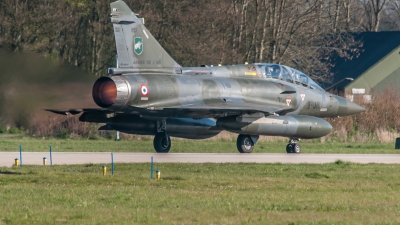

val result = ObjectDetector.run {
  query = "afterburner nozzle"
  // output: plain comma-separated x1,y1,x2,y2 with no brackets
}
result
92,76,131,109
92,77,117,107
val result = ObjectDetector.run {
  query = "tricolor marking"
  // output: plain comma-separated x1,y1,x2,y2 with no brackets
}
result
140,84,149,98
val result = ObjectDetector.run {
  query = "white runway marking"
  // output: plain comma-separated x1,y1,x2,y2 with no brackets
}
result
0,152,399,167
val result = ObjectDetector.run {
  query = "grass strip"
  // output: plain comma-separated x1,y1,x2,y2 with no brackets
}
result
0,137,398,154
1,162,400,224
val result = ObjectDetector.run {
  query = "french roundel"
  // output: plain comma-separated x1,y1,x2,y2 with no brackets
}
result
140,84,149,97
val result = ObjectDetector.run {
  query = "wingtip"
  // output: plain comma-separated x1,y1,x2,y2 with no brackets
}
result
45,109,68,115
45,109,84,115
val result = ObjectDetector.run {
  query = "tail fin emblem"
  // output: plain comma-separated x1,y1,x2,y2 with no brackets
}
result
134,37,143,55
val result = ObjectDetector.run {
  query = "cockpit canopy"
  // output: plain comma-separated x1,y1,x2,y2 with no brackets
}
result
257,63,324,91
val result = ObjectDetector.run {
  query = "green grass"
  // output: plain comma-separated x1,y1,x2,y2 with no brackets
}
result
1,162,400,224
0,136,398,154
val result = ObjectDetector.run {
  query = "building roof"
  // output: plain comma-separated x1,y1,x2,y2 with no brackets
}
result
328,31,400,90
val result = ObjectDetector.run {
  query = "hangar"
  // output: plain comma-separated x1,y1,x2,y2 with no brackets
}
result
329,31,400,101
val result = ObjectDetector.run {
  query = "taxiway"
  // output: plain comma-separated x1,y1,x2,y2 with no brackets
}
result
0,152,399,167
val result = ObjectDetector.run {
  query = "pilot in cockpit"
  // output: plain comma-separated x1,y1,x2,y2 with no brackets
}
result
272,68,280,78
268,65,280,79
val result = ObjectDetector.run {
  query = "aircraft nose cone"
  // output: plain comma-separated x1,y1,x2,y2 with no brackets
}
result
346,100,365,116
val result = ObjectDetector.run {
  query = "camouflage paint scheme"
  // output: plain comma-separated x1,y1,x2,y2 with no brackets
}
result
48,0,365,154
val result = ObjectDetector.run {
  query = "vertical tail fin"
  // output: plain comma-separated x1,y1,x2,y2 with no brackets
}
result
110,0,180,69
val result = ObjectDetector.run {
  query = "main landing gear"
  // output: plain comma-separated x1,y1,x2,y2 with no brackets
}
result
286,138,301,154
236,134,259,153
153,132,171,153
153,120,171,153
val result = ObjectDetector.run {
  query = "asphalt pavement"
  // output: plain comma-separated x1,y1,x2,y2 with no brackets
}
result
0,152,399,167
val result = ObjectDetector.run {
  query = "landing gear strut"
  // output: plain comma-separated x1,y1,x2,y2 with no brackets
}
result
236,134,259,153
286,138,301,154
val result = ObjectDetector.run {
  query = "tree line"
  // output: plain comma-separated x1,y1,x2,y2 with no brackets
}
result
1,0,399,80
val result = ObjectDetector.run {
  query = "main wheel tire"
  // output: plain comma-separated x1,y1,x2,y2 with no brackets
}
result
236,134,254,153
153,132,171,153
293,144,301,154
286,144,293,153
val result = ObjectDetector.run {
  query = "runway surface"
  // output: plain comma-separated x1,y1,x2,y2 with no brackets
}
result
0,152,399,167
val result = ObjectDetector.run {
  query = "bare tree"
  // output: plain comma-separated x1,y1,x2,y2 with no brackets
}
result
384,0,400,29
0,0,370,80
361,0,388,31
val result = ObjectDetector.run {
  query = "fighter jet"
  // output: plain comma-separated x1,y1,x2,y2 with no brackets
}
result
47,0,365,154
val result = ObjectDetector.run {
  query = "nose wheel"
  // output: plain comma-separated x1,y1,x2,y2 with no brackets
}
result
286,138,301,154
153,132,171,153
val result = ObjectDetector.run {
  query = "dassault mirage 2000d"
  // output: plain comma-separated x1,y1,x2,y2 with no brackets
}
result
48,0,365,154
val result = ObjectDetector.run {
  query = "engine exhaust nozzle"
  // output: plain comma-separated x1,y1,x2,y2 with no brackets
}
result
92,76,131,109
